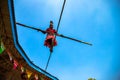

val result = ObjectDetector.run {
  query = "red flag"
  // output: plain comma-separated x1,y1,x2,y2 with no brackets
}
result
13,60,18,70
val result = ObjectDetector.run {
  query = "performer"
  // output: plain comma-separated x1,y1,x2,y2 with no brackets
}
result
44,21,57,52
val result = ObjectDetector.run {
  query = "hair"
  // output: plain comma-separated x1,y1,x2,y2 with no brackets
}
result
50,20,53,24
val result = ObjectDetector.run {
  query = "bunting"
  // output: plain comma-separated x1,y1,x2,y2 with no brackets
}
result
26,69,32,79
0,45,49,80
0,40,5,54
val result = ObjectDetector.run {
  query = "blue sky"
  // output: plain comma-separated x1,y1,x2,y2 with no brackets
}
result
14,0,120,80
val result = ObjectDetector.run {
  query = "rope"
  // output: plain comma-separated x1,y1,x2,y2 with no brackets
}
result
45,0,66,71
56,0,66,32
45,52,52,71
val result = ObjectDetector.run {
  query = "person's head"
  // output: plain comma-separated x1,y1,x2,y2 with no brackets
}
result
49,20,53,28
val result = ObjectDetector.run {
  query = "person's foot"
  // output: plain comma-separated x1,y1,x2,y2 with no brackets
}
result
50,48,53,52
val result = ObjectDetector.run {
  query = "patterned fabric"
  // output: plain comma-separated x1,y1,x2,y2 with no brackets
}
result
44,27,57,48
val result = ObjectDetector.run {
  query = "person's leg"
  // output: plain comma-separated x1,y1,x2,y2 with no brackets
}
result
49,38,53,52
45,38,53,52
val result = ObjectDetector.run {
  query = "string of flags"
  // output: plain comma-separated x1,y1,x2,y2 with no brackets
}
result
0,38,48,80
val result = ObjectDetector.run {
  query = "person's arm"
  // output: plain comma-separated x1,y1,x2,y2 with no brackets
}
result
40,30,46,34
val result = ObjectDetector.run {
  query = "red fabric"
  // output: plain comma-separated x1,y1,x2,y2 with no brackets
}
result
44,27,57,48
13,60,18,70
46,27,56,35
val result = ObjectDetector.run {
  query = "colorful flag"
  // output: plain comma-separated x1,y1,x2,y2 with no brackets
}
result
21,66,25,73
0,40,5,54
35,74,39,80
21,72,27,79
40,77,44,80
13,60,18,70
6,50,12,61
26,69,32,79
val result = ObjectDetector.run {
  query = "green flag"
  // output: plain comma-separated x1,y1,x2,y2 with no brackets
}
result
40,77,44,80
0,41,5,54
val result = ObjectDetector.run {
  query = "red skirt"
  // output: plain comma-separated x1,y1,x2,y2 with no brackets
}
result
44,35,57,48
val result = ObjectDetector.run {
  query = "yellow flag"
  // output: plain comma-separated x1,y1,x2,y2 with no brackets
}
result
26,69,32,79
13,60,18,70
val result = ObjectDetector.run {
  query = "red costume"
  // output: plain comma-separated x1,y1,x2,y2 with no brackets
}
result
44,21,57,49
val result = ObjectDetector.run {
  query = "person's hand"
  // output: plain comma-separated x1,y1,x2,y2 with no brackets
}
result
42,31,46,34
59,34,63,37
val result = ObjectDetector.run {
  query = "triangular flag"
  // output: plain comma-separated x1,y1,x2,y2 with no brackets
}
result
21,66,25,73
6,50,13,61
0,40,5,54
21,72,27,79
13,60,18,70
40,77,44,80
26,69,32,79
35,74,39,80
